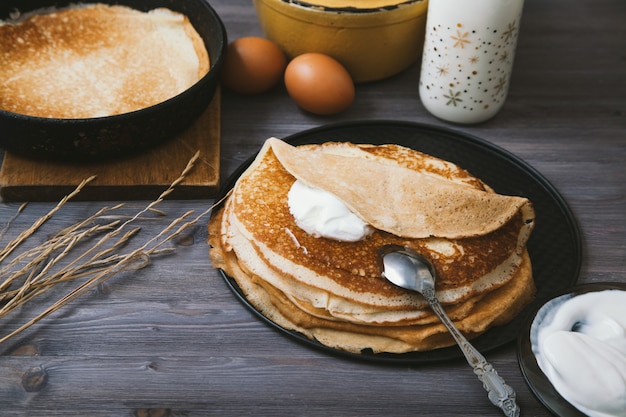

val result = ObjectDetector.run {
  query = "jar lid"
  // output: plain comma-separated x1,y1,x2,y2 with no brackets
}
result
288,0,423,12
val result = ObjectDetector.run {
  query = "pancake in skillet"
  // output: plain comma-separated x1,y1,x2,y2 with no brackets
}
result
0,3,209,118
209,139,536,353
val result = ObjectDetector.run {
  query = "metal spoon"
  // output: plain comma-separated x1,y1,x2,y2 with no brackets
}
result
378,245,520,417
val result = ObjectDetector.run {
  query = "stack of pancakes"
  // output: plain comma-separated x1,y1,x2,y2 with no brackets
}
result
209,138,536,354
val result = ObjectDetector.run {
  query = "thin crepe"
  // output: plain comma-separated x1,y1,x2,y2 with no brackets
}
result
269,138,532,239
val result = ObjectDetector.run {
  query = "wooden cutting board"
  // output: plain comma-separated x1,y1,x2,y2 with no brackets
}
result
0,91,221,202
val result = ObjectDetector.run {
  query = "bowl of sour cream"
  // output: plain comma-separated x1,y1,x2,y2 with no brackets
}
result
517,282,626,417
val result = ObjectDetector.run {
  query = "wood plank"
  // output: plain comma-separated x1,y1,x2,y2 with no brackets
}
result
0,0,625,415
0,90,221,202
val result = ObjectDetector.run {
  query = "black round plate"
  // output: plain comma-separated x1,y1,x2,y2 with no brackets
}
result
214,120,582,364
517,282,626,416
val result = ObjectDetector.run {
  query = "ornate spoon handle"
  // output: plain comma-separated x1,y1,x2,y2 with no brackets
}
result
423,287,520,417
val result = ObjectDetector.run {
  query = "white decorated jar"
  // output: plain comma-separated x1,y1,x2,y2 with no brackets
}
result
419,0,524,124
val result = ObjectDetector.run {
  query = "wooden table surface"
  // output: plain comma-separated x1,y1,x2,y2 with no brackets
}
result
1,0,624,415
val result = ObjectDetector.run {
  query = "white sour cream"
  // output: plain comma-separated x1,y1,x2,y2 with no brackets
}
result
532,289,626,417
287,180,373,242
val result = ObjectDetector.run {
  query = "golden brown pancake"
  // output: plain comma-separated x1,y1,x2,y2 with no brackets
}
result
209,139,536,353
210,217,535,353
0,4,209,118
270,138,532,239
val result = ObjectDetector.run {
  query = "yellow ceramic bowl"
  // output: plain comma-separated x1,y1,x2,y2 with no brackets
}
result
253,0,428,83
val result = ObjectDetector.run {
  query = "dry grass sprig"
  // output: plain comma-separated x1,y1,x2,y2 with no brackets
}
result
0,150,221,345
0,202,27,241
0,218,124,295
0,176,96,264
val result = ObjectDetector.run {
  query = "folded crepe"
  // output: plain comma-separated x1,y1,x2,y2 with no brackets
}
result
209,138,536,353
269,138,531,239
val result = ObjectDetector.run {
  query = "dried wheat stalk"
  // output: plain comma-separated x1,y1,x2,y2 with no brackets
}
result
0,151,220,344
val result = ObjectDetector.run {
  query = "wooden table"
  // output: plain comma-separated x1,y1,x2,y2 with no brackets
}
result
1,0,624,415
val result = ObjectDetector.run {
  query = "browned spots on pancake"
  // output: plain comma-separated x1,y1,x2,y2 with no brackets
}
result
1,7,128,67
361,145,487,190
1,5,209,118
233,147,520,295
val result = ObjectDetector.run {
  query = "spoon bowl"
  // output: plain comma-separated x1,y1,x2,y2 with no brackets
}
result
378,245,436,295
378,245,521,417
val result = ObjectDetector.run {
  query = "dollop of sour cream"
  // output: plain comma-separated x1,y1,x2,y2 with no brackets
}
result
532,289,626,417
287,180,373,242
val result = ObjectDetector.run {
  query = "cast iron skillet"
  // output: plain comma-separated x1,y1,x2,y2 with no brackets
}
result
0,0,226,162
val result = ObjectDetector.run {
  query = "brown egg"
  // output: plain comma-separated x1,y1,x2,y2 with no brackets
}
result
284,53,355,115
221,37,287,94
